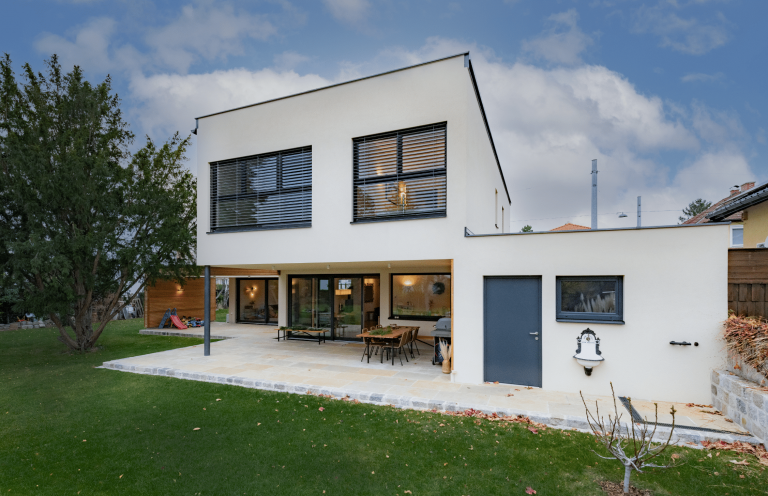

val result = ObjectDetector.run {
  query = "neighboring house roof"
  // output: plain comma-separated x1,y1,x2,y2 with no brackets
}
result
194,53,511,204
708,180,768,222
550,223,591,231
682,182,756,224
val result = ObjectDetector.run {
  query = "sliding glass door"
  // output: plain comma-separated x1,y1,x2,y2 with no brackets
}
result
289,275,380,341
237,278,278,324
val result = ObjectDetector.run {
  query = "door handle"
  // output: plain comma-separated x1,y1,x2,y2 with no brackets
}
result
529,332,539,336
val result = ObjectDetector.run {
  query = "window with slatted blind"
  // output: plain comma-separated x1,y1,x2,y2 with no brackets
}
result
209,146,312,232
353,122,447,223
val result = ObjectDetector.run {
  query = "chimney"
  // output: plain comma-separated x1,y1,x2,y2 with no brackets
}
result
741,182,755,192
730,187,740,195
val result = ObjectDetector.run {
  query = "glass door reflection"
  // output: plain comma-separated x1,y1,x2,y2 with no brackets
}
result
238,278,279,324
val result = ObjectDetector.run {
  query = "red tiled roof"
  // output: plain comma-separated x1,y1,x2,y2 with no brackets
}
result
550,223,591,231
682,190,743,224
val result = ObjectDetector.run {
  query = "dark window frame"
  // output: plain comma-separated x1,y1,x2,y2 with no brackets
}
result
389,272,451,321
209,145,312,233
556,276,624,324
287,273,381,341
352,122,447,224
235,278,279,324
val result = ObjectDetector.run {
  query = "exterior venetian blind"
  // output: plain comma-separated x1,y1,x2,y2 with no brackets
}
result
353,122,447,222
209,146,312,232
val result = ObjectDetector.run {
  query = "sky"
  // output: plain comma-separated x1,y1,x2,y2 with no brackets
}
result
3,0,767,231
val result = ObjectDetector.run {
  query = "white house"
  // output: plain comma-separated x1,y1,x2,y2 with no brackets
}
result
195,53,729,404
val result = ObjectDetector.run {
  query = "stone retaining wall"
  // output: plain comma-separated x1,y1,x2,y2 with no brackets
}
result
711,368,768,446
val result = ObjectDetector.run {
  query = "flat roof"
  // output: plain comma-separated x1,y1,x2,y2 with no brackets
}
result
464,221,731,237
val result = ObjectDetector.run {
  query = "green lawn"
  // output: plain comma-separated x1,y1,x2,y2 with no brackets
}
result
216,308,227,322
1,319,765,495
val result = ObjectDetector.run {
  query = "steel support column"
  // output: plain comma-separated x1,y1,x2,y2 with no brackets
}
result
204,265,211,356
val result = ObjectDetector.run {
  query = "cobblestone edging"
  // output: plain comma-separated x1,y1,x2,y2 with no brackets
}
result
138,329,233,340
101,359,760,446
711,369,768,446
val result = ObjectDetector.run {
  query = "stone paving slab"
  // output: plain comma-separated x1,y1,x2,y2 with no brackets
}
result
98,322,763,446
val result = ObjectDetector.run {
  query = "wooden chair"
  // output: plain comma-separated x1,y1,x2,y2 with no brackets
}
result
360,328,370,362
384,330,410,366
410,328,420,357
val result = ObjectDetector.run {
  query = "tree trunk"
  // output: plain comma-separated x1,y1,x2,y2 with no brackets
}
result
623,465,632,494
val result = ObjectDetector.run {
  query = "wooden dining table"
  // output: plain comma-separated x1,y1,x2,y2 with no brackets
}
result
356,326,419,365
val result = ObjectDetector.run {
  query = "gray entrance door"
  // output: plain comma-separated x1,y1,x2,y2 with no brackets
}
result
483,277,542,387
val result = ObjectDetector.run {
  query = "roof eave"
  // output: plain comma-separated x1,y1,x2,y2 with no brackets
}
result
708,186,768,221
195,52,469,120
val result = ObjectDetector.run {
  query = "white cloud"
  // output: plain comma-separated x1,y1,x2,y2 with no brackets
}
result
681,72,725,83
689,102,747,149
35,18,121,73
128,68,331,139
36,3,277,75
521,9,594,65
273,51,310,71
145,3,277,73
633,3,729,55
323,0,371,26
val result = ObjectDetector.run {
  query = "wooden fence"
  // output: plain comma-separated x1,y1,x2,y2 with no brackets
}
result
728,249,768,318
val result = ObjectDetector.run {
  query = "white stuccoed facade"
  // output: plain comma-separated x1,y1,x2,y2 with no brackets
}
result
196,53,729,404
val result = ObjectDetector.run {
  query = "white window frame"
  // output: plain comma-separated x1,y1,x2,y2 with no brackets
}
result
730,224,744,248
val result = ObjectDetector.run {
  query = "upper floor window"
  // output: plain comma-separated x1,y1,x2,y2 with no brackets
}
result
209,146,312,232
352,122,447,223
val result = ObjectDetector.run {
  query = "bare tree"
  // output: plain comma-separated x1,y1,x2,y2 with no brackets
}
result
580,383,677,494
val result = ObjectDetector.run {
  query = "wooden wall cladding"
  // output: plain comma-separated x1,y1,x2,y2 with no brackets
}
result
144,279,216,328
210,267,278,277
728,249,768,318
729,249,768,284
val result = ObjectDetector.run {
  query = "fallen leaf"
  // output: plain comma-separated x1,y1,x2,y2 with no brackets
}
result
528,427,539,435
193,428,200,431
444,463,448,466
119,475,123,479
729,459,749,465
404,491,412,494
506,394,514,397
526,487,537,494
319,407,325,412
216,398,221,401
671,454,680,459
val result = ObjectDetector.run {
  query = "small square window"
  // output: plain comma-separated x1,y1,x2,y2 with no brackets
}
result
556,276,624,324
